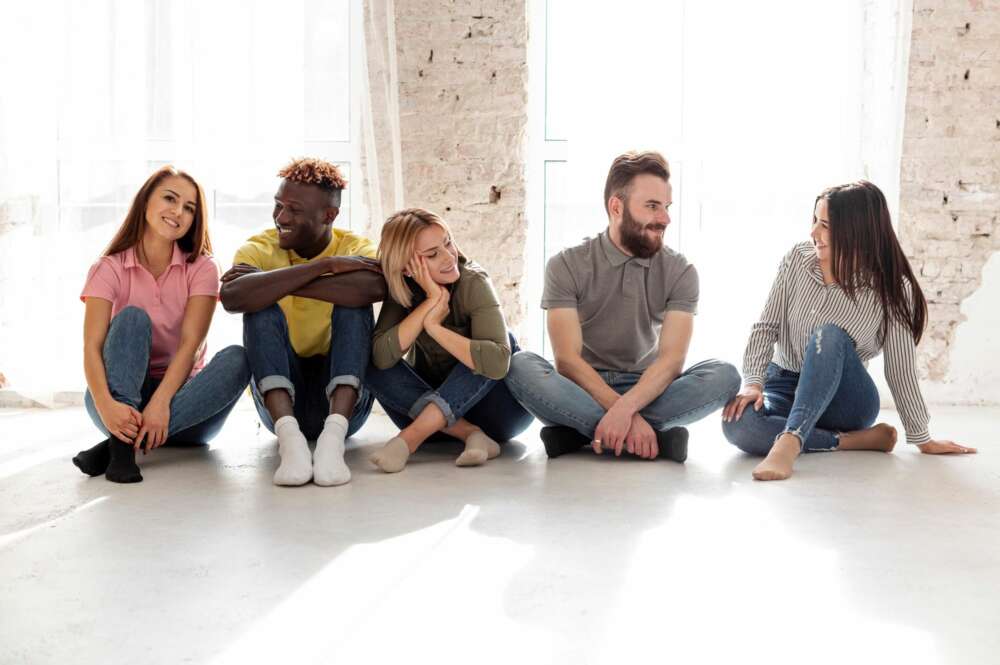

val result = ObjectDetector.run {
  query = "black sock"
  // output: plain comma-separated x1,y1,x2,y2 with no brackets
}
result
105,437,143,483
72,439,111,477
539,426,589,458
656,427,689,463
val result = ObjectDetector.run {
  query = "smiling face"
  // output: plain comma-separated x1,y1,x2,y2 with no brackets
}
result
272,179,339,257
413,223,460,285
144,175,198,243
811,198,832,265
610,173,671,258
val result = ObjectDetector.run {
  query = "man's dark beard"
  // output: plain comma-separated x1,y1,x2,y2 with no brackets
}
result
619,206,663,258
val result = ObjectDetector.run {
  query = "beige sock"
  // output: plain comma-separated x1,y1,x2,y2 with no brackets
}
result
455,431,501,467
370,437,410,473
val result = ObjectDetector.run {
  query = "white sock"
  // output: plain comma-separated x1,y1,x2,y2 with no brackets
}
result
313,413,351,486
273,415,312,486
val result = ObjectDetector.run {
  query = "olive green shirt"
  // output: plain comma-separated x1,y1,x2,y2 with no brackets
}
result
372,258,511,383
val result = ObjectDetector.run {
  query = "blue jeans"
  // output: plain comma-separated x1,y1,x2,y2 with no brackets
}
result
244,304,374,440
364,333,534,442
504,351,740,437
84,306,250,443
722,324,880,455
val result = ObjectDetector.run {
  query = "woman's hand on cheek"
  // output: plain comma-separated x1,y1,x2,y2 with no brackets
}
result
408,255,440,301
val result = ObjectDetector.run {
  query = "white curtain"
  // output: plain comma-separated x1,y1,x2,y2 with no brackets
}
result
0,0,365,403
360,0,404,242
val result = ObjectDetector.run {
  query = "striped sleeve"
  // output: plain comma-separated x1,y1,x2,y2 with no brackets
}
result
882,311,931,445
742,253,789,386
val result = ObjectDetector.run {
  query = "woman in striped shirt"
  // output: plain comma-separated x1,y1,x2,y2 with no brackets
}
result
721,180,975,481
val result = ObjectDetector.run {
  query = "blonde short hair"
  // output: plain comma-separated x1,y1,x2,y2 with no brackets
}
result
379,208,460,308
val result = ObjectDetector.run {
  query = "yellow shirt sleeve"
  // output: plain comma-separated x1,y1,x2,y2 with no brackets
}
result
233,240,264,269
337,232,378,259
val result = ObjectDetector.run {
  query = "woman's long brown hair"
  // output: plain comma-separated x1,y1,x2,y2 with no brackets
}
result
819,180,927,343
103,165,211,262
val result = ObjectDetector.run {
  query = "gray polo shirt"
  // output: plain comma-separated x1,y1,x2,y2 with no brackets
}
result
541,231,698,372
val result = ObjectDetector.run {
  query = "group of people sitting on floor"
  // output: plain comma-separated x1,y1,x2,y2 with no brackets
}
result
71,151,976,488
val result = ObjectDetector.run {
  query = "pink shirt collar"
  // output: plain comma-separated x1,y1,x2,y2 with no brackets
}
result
121,243,187,271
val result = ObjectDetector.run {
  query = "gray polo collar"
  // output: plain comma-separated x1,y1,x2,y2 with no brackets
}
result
599,231,651,268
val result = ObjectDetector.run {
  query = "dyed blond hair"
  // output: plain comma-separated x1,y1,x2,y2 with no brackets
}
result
378,208,461,308
277,157,346,207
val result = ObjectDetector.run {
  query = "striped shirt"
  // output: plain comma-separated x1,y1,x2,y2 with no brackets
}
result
742,242,931,445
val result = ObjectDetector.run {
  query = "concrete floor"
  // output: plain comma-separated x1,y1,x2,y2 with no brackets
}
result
1,400,997,665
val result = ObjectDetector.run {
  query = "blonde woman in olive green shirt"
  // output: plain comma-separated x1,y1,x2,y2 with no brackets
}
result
365,208,533,473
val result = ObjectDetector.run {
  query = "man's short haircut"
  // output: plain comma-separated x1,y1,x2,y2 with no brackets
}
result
603,151,671,215
278,157,347,207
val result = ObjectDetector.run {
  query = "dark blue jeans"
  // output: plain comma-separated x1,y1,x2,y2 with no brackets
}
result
84,306,250,444
722,324,881,455
244,304,374,440
364,334,533,442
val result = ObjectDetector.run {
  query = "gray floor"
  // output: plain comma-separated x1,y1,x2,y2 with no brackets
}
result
1,400,997,665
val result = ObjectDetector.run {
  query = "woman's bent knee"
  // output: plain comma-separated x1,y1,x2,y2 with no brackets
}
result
112,305,152,330
809,324,852,351
216,345,251,384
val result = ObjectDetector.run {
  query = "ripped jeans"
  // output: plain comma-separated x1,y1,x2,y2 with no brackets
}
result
722,324,880,455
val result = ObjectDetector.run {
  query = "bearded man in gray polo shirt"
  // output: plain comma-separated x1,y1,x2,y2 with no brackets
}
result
506,151,739,461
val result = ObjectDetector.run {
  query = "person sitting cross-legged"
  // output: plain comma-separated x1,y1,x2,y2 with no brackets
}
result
505,150,739,462
220,158,386,487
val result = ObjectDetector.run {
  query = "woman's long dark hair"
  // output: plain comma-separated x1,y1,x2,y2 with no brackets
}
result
819,180,927,343
103,165,211,262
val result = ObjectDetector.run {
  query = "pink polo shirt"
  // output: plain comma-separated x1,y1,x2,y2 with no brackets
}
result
81,245,220,379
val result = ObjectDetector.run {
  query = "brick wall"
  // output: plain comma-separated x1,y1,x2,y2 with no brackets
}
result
362,0,530,328
900,0,1000,389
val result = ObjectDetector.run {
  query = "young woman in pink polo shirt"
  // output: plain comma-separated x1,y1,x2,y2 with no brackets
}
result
73,166,249,483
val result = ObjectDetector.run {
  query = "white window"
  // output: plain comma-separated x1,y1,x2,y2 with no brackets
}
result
0,0,364,399
527,0,912,364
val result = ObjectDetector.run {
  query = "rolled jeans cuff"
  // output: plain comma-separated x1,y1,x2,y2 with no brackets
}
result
326,374,361,400
258,375,296,404
409,391,457,427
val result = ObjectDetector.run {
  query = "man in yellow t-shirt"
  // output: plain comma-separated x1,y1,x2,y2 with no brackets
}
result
221,158,386,488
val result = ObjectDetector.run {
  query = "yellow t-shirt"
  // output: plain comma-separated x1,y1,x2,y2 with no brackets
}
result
233,228,377,357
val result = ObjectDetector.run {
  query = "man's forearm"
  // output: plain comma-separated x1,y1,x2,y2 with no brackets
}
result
221,262,328,313
555,355,621,411
616,357,684,414
292,271,387,307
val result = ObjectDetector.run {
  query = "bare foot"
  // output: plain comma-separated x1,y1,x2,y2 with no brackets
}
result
838,423,897,452
752,434,801,481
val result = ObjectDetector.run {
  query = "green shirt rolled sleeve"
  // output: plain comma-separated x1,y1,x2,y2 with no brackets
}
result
372,299,409,369
464,276,511,379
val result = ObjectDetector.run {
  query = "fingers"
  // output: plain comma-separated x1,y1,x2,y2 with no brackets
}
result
722,398,736,421
134,427,147,452
648,436,659,460
220,264,258,282
754,393,764,411
735,396,751,421
613,432,625,457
